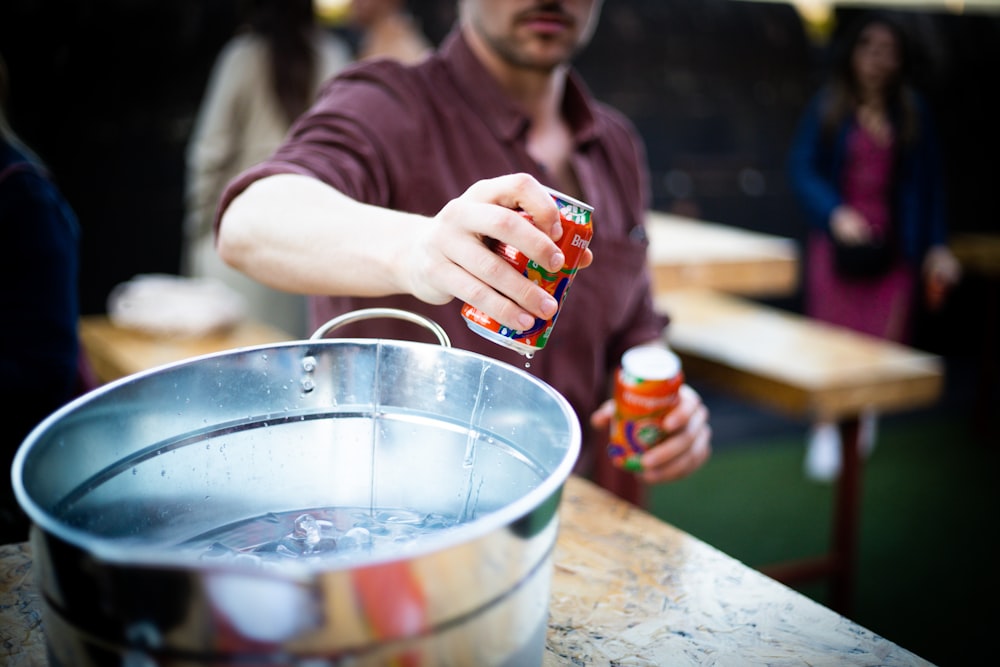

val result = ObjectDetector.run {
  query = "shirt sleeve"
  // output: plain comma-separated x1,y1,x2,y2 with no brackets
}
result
0,164,80,428
213,60,425,235
786,91,842,233
911,95,949,250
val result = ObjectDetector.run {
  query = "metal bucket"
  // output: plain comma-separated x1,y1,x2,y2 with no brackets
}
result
12,309,581,666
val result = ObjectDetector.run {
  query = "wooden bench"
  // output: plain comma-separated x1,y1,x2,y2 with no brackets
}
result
654,288,944,615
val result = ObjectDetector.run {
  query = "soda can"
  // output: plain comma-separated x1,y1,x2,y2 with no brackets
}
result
461,187,593,355
608,345,685,472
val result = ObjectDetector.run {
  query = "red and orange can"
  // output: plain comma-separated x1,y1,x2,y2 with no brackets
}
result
608,345,685,472
461,187,593,355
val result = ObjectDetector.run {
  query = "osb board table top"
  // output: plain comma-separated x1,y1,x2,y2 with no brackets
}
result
1,477,929,666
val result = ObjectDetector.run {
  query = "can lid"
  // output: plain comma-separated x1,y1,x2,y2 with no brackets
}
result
544,185,593,213
621,345,681,381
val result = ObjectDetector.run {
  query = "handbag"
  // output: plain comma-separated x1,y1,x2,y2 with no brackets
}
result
832,237,894,279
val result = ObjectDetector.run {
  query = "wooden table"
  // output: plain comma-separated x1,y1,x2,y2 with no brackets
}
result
656,289,943,422
950,232,1000,436
79,315,295,385
0,476,931,666
654,288,944,615
951,232,1000,279
646,210,799,297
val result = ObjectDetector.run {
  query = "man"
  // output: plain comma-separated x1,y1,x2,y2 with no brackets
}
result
216,0,711,502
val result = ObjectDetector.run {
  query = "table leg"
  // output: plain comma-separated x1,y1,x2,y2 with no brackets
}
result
759,416,864,618
973,279,997,439
831,417,863,616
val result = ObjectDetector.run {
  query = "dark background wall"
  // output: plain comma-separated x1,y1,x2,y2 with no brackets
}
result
2,0,998,348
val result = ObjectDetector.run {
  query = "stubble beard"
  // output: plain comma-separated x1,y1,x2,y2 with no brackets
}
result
487,31,580,75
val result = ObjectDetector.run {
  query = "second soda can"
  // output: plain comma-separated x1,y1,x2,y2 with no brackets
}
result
608,345,685,472
461,187,593,355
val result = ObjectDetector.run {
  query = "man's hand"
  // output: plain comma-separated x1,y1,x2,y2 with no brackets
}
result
402,173,593,331
830,205,872,245
591,384,712,485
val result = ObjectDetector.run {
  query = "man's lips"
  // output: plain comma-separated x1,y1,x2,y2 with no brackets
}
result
518,11,574,35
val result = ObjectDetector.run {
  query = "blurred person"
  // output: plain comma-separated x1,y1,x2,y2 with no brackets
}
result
350,0,433,64
183,0,352,337
216,0,712,505
0,52,82,543
787,11,960,481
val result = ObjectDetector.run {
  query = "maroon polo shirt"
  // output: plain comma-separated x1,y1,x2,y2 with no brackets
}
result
217,29,668,469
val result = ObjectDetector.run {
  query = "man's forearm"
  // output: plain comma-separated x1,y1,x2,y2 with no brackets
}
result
217,173,423,298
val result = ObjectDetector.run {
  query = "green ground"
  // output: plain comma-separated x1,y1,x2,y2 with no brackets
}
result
647,412,998,667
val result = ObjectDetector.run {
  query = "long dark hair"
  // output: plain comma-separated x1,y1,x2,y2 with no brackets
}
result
249,0,319,125
820,11,920,147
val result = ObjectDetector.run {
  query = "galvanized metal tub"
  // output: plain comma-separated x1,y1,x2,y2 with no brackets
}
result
12,309,581,666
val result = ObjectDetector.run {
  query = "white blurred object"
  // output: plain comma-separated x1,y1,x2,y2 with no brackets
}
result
805,412,878,483
108,273,247,337
805,422,841,482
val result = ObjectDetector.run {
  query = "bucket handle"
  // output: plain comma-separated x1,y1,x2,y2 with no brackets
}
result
310,308,452,348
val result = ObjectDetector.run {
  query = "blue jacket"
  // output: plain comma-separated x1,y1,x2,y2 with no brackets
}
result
0,139,81,465
787,88,948,263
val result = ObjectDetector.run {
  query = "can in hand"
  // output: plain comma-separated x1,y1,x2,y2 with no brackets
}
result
608,345,685,472
461,187,593,356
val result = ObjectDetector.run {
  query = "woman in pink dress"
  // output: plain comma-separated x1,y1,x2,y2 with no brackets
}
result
788,12,961,480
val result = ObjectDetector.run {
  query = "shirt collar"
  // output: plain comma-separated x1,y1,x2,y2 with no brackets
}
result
438,29,599,147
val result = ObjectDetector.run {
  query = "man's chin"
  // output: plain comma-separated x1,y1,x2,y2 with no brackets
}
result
520,41,577,69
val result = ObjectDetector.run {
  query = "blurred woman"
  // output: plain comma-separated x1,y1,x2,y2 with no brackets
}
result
787,12,960,480
183,0,352,337
0,53,82,542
